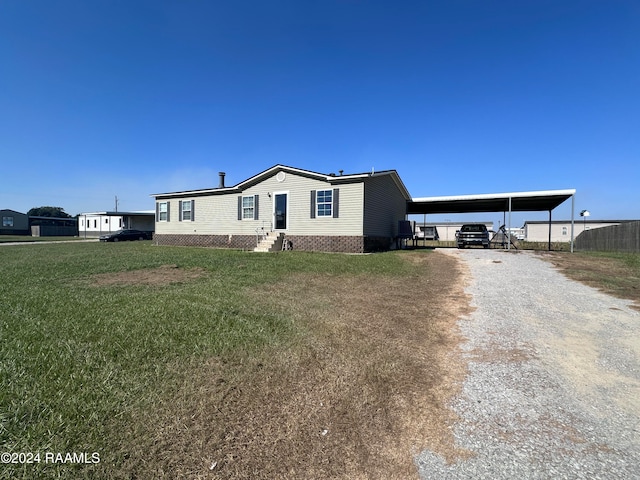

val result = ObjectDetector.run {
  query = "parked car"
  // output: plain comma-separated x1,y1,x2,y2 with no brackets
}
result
456,224,490,249
99,229,152,242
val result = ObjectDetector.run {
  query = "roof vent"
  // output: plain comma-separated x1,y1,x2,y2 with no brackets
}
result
218,172,226,188
339,170,344,176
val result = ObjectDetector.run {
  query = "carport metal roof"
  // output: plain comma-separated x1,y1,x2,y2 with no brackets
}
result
408,189,577,251
408,189,576,215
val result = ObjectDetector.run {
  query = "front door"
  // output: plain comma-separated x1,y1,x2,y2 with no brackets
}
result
274,193,287,230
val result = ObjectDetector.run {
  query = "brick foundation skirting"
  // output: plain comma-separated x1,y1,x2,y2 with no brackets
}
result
154,234,256,249
155,234,394,253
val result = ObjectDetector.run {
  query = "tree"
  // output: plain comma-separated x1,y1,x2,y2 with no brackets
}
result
27,206,72,218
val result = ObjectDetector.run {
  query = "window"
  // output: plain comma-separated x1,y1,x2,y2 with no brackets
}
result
238,195,258,221
2,216,14,227
316,190,333,217
93,219,97,228
158,202,168,221
242,196,254,219
180,200,193,221
105,218,109,224
562,226,567,236
310,189,339,219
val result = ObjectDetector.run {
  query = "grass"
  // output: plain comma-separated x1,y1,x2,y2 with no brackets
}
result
2,241,637,478
0,235,87,243
1,242,466,479
536,250,640,310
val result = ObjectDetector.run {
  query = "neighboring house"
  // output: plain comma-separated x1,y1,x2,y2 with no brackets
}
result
151,165,411,253
78,211,155,238
0,209,29,235
523,220,633,243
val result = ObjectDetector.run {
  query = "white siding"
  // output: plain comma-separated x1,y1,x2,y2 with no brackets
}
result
79,214,123,235
363,175,408,237
155,171,365,236
524,221,622,242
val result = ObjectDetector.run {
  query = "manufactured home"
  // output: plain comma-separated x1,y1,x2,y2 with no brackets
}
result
523,220,632,243
152,165,411,253
78,211,155,238
0,209,29,235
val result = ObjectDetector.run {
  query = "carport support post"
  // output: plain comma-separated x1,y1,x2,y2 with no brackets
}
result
570,193,575,253
423,213,426,247
507,196,512,250
548,210,552,251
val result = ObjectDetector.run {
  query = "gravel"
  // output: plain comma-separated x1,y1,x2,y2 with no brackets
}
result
415,249,640,480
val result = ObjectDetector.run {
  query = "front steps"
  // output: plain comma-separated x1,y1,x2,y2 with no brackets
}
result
253,232,284,252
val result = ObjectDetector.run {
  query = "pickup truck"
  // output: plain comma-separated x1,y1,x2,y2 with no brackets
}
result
456,224,490,249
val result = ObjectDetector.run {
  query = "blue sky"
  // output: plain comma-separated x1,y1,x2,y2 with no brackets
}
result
1,0,638,226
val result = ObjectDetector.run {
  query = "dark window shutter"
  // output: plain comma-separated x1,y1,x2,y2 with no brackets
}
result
166,201,171,222
310,190,316,219
238,196,242,220
191,200,195,222
254,194,259,220
333,188,339,218
155,202,159,222
179,200,183,222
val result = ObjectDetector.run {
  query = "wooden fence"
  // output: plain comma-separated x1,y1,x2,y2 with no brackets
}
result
575,221,640,253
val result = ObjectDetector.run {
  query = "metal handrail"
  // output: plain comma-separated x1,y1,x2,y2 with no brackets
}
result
255,221,273,247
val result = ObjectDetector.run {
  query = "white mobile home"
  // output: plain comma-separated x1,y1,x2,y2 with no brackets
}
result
79,211,155,238
523,220,630,243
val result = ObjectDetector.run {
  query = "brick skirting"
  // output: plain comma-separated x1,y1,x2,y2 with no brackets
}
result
154,234,394,253
154,234,256,249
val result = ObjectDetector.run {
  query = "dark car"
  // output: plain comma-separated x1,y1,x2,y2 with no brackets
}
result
456,224,490,249
99,229,152,242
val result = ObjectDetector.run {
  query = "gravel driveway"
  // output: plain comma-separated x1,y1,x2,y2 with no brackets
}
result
416,249,640,480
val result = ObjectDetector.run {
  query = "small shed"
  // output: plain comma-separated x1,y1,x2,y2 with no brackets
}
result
29,216,78,237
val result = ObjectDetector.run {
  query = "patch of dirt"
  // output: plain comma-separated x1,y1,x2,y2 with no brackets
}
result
118,252,474,479
88,264,206,287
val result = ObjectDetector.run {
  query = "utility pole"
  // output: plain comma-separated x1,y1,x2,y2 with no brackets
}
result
115,196,119,213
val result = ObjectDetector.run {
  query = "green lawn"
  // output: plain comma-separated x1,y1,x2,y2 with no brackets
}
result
0,241,411,479
0,235,88,243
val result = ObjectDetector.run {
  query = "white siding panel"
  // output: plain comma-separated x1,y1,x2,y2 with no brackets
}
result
363,175,408,237
155,171,365,236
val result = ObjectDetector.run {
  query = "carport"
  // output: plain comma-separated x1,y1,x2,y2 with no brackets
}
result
408,189,577,251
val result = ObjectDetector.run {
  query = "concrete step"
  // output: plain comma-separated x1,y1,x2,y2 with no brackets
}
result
253,232,283,252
